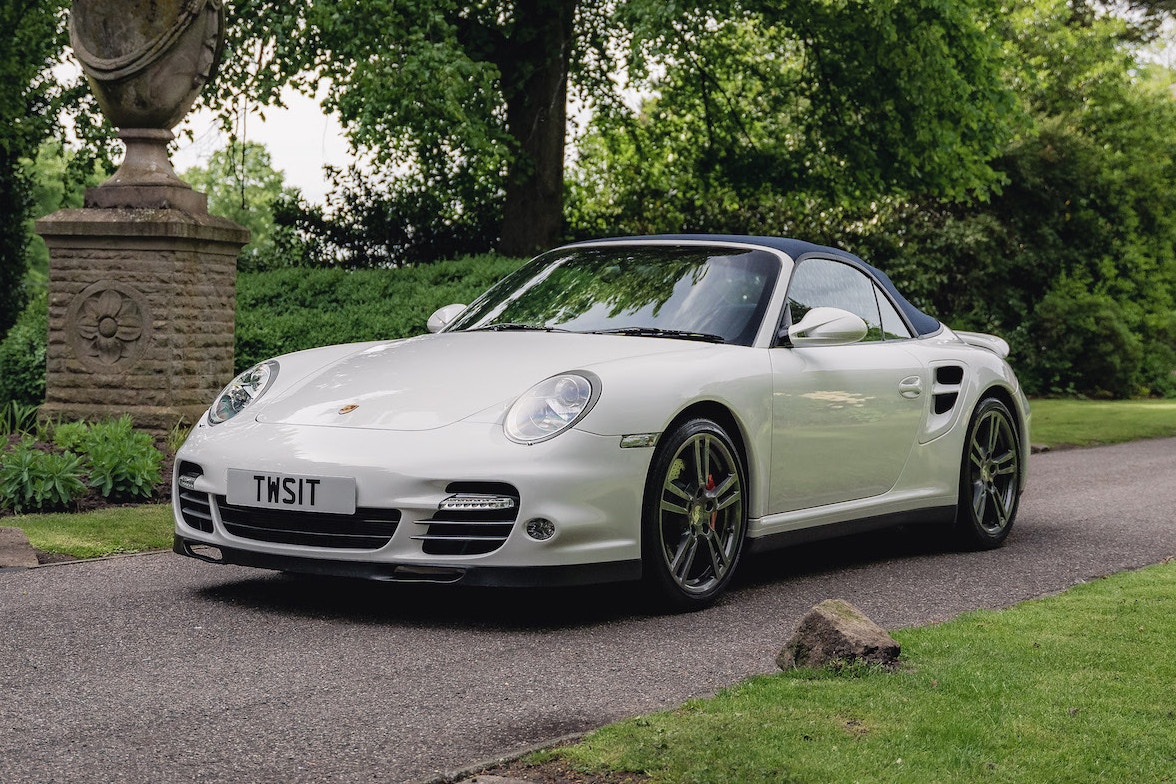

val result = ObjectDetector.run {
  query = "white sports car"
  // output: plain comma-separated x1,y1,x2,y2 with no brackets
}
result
174,235,1029,608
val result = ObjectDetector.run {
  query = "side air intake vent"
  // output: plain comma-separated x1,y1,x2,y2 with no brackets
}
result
936,365,964,385
933,365,965,415
176,462,214,533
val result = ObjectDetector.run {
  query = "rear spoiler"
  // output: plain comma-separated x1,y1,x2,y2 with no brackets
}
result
955,331,1010,358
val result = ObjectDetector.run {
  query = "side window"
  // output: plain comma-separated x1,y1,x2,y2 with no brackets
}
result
877,290,913,340
784,258,884,341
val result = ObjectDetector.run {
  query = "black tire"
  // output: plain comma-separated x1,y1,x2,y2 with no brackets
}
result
641,418,748,610
955,397,1022,549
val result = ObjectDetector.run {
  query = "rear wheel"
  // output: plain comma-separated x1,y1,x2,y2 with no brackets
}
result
642,418,747,610
956,397,1022,549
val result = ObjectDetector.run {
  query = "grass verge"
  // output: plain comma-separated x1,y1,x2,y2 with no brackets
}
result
544,561,1176,783
1030,398,1176,448
14,504,172,558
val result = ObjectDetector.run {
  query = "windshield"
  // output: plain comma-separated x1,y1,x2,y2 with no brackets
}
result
446,244,781,346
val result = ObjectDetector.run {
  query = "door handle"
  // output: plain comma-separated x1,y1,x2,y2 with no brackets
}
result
899,376,923,398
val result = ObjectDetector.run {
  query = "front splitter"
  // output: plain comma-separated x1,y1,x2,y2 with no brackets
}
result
174,535,642,588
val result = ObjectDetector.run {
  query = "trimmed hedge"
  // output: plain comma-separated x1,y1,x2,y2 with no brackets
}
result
235,254,523,372
0,291,47,406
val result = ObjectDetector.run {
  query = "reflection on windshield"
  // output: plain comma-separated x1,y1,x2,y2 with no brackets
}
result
446,245,781,346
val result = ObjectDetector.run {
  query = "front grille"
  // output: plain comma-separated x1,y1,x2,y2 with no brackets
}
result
215,497,401,549
179,490,214,533
416,482,519,556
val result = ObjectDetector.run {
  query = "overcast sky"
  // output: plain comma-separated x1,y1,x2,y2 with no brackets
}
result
172,87,352,204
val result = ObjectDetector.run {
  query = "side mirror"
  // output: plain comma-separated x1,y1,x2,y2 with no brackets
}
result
426,304,467,333
787,306,868,347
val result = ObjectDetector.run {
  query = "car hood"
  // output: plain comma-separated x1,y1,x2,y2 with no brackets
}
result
254,331,708,431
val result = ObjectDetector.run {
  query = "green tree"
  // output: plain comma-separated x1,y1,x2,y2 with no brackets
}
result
0,0,67,334
1070,0,1176,38
210,0,1017,259
565,0,1176,397
849,1,1176,397
568,0,1018,237
180,141,303,270
1,0,110,333
0,140,104,407
21,139,105,289
214,0,579,257
274,164,503,268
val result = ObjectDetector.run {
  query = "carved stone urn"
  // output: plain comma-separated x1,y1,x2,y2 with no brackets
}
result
69,0,225,211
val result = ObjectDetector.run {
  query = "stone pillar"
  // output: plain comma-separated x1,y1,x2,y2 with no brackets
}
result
36,208,248,431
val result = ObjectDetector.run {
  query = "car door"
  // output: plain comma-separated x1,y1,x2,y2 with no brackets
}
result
768,256,928,514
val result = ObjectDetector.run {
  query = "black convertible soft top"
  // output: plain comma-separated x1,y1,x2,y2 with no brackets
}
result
580,233,942,338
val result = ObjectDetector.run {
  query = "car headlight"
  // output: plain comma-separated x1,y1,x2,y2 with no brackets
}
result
505,372,600,444
208,361,279,425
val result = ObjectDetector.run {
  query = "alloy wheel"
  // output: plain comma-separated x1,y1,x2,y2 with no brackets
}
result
655,429,745,597
966,404,1020,536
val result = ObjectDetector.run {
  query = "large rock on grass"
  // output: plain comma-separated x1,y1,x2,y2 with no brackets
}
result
777,599,900,671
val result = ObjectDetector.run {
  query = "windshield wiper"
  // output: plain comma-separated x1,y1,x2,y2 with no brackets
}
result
474,322,570,332
589,327,726,344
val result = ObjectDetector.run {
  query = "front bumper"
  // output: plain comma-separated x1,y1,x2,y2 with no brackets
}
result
173,417,654,584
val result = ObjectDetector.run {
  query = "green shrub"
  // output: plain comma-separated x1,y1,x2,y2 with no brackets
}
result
0,437,87,513
51,420,91,453
76,416,164,502
1137,310,1176,398
1,256,524,399
0,291,47,406
1024,279,1144,398
0,416,165,512
165,420,192,454
0,400,39,436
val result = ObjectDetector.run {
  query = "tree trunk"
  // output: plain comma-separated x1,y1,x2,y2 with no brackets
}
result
497,0,576,258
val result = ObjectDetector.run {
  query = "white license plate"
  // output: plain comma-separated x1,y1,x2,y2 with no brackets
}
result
226,469,357,514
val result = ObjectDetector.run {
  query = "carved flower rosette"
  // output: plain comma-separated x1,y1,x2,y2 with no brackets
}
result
68,283,154,372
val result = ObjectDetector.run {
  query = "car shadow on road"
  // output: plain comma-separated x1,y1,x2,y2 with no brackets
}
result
195,572,649,630
193,523,963,628
733,522,959,590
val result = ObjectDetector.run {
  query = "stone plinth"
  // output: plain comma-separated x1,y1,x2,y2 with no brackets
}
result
35,206,248,432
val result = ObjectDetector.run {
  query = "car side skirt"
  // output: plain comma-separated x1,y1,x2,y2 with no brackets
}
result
173,535,642,588
744,505,957,554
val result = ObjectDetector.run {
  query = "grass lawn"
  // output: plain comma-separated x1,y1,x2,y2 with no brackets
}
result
541,560,1176,783
14,504,173,558
1029,398,1176,448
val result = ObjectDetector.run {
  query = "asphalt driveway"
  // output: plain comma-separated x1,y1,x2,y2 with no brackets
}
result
2,437,1174,784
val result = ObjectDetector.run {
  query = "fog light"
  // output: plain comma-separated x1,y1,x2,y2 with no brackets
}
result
525,518,556,541
439,494,516,512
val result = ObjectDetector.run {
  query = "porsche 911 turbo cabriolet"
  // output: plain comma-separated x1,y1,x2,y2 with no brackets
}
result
174,235,1029,609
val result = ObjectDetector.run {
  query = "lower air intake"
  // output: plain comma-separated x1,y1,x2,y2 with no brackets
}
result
215,497,401,549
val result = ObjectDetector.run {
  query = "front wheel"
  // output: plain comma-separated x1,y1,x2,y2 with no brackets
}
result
642,418,748,610
956,397,1022,549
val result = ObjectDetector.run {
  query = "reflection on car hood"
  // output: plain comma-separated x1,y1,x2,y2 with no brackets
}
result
255,331,705,431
